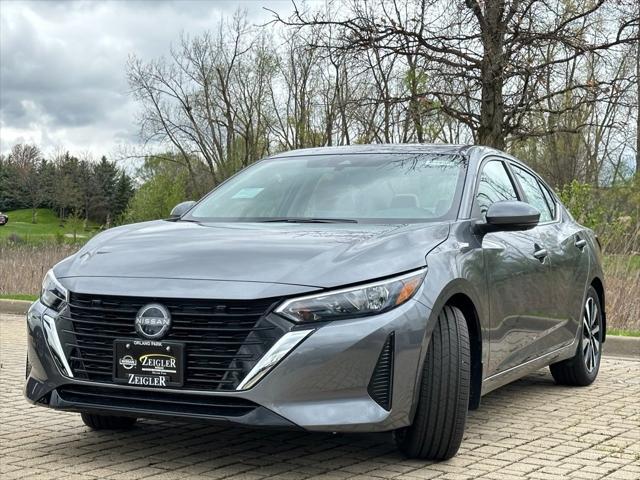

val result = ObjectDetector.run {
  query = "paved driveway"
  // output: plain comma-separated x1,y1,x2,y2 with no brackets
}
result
1,314,638,480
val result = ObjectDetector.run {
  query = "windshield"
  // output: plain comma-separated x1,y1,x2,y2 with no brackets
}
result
186,153,467,223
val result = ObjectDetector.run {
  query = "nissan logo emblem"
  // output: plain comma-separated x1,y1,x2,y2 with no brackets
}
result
135,303,171,340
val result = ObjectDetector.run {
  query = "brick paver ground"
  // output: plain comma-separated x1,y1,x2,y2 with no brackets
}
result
1,314,638,480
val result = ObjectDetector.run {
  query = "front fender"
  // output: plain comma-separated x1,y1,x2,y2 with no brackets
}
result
408,225,489,419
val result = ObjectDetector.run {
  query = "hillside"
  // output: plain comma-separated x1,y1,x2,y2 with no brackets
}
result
0,209,98,243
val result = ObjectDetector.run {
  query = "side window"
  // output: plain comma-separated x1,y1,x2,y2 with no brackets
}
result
475,160,518,216
540,183,557,219
511,165,553,222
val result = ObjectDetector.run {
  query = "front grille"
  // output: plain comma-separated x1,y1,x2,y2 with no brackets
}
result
57,384,257,417
58,293,285,391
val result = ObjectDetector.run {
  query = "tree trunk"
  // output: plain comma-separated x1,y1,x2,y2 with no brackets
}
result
474,1,507,150
478,56,505,149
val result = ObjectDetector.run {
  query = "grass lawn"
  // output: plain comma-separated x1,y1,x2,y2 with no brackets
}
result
608,328,640,338
0,293,38,301
0,208,98,243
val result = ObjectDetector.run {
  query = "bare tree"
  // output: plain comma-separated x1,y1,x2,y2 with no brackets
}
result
124,2,638,191
272,0,639,149
128,10,275,186
269,27,322,149
636,25,640,176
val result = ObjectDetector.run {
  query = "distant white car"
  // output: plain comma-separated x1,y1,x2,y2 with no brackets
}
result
0,212,8,226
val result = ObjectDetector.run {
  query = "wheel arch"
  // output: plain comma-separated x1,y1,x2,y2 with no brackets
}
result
445,293,483,410
590,277,606,342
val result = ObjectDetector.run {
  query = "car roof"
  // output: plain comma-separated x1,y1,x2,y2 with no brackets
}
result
268,144,476,158
265,142,549,180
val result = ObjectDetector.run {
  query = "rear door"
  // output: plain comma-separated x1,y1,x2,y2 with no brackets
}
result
509,163,589,349
474,159,553,376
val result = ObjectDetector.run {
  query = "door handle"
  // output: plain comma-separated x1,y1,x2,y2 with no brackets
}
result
533,244,548,261
575,237,587,250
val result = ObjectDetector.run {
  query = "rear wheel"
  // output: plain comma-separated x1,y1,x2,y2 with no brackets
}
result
549,286,602,386
81,412,137,430
394,305,470,460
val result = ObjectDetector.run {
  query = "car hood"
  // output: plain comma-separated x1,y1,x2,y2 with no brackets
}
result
57,220,449,289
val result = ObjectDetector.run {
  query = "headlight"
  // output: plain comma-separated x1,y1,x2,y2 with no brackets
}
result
275,269,426,323
41,269,68,310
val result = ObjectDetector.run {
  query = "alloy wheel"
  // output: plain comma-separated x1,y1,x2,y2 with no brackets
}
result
582,296,601,373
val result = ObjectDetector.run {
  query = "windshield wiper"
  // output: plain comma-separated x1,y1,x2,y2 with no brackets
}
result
258,217,358,224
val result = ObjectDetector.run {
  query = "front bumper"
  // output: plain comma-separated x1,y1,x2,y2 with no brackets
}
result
26,297,432,432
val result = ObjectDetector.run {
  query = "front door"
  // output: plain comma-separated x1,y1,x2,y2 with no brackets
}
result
510,164,589,351
474,159,554,376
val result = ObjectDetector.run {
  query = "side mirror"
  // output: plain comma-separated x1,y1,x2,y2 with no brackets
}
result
169,200,196,219
475,200,540,233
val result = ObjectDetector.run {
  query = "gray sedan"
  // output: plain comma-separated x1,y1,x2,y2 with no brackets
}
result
25,144,604,460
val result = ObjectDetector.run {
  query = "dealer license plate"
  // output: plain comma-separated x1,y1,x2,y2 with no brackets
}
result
113,339,184,388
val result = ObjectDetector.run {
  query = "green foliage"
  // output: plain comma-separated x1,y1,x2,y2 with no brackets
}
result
560,178,640,253
65,211,84,242
559,181,603,229
122,159,189,223
113,172,135,221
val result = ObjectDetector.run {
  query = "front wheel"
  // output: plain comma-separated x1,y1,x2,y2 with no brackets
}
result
394,305,470,460
549,286,602,386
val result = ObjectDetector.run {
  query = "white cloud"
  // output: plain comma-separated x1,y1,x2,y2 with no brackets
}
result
0,0,296,159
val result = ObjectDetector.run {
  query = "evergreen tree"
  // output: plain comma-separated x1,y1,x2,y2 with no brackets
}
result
91,156,118,224
113,172,134,222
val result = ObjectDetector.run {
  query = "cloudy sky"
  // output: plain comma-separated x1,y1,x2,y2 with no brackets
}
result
0,0,296,159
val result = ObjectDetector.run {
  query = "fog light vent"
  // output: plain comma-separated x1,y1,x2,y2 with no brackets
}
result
368,332,394,411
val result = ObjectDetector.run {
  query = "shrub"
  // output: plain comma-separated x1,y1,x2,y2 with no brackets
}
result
121,160,189,224
560,179,639,254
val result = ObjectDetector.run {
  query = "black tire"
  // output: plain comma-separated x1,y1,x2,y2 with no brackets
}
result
549,286,602,386
81,412,137,430
395,305,470,460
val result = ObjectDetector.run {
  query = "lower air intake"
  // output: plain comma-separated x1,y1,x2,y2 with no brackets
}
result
56,384,257,417
368,333,394,411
